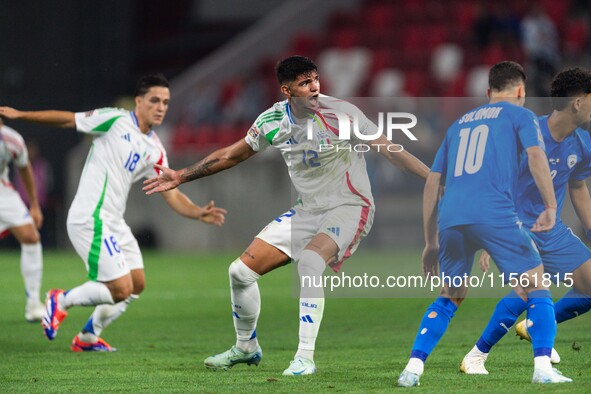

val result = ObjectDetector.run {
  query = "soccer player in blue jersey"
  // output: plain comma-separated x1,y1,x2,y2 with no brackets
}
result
460,67,591,375
397,61,567,387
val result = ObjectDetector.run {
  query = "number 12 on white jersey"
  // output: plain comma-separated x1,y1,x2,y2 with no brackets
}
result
454,125,489,177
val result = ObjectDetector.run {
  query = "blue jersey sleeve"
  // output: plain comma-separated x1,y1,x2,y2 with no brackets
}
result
571,131,591,181
516,109,544,151
431,135,448,175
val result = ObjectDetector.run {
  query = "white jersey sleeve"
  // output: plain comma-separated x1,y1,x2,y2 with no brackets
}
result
75,108,129,135
0,125,28,168
244,106,286,153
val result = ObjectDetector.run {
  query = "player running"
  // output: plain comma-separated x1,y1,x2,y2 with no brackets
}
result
461,67,591,374
397,61,568,387
143,56,429,375
0,118,45,322
0,74,226,352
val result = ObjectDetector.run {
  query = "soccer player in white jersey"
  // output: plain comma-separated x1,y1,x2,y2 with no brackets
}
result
143,56,430,375
0,74,227,352
0,118,45,322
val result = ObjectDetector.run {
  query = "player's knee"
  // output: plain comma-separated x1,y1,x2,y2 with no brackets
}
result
572,260,591,295
111,287,132,302
440,285,467,305
109,279,134,302
229,258,259,288
298,250,326,276
17,227,40,244
132,281,145,295
450,297,464,308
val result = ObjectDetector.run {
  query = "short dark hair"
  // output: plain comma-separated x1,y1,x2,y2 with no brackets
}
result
550,67,591,110
275,56,318,84
488,61,526,92
135,74,169,97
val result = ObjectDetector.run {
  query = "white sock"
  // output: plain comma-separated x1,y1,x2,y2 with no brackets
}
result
534,356,553,373
21,243,43,302
78,294,139,343
229,259,261,353
295,249,326,362
62,281,114,309
405,357,424,375
468,344,487,356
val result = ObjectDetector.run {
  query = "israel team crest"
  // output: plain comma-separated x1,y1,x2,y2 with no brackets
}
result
567,154,577,169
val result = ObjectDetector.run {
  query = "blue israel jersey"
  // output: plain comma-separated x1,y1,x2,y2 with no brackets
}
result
432,101,543,231
516,115,591,228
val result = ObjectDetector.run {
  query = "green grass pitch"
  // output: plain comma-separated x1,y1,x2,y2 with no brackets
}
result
0,250,589,393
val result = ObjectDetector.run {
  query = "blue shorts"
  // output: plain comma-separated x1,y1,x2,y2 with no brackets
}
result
439,223,542,285
529,224,591,283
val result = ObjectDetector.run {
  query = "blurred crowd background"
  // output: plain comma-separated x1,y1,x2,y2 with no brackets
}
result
1,0,590,251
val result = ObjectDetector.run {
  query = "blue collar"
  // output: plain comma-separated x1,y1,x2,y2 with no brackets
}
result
131,111,139,127
131,111,154,136
285,102,295,124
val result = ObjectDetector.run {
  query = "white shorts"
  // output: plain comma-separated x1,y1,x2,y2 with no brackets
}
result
67,217,143,282
0,182,33,232
256,204,374,272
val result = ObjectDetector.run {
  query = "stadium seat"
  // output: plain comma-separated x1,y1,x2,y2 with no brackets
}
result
431,43,464,83
369,68,406,97
465,65,489,97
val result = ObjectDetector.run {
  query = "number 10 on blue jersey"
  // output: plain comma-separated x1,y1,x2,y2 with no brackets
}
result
454,125,489,176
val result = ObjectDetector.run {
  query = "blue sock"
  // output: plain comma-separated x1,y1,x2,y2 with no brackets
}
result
410,296,458,362
554,289,591,323
476,290,527,353
82,317,95,334
526,290,555,357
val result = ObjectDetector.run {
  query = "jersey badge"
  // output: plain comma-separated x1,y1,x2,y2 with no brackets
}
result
248,126,259,139
567,154,577,169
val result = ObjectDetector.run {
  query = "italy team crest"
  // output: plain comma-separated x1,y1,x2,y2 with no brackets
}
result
567,154,577,169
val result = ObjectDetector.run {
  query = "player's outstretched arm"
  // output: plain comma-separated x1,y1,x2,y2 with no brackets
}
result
143,139,257,195
369,135,430,180
526,146,557,232
161,189,227,227
17,163,43,229
569,179,591,235
0,107,75,128
422,171,441,277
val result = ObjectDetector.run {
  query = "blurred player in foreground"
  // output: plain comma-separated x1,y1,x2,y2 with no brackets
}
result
461,67,591,374
0,118,45,322
0,74,226,352
397,61,568,386
143,56,429,375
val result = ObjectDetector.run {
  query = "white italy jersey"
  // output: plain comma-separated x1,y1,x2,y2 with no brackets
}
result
69,108,168,224
0,124,28,184
245,95,375,211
